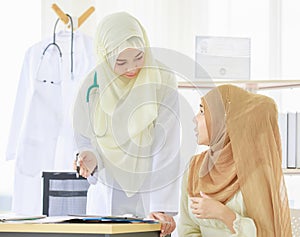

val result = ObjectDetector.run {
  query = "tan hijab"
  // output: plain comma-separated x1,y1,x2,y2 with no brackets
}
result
188,84,292,236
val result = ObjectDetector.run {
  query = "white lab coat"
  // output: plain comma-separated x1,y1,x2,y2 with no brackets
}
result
6,30,96,215
73,68,182,217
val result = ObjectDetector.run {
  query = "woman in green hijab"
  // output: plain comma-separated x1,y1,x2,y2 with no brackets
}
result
73,12,180,237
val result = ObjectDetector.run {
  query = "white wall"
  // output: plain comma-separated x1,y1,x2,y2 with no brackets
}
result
0,1,41,212
41,0,209,61
1,0,300,215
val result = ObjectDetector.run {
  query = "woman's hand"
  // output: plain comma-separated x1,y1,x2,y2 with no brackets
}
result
190,192,224,220
73,151,97,178
190,192,236,233
148,212,176,237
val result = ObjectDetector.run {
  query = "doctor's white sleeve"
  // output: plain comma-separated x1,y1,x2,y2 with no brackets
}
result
72,71,103,172
149,88,181,215
72,76,96,155
74,132,97,152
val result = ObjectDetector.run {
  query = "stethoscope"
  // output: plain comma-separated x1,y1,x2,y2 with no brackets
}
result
86,71,108,137
36,14,74,83
86,71,99,102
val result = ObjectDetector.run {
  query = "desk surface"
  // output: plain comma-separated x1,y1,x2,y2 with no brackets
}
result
0,223,161,234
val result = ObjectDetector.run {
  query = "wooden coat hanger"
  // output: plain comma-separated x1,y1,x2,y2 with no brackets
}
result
49,3,95,76
51,3,95,29
78,7,95,28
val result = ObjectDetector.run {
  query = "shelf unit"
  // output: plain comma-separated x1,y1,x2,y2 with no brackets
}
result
283,169,300,175
178,79,300,91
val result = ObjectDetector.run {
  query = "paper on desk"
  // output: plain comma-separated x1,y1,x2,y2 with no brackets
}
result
0,216,78,224
0,214,46,222
2,215,159,224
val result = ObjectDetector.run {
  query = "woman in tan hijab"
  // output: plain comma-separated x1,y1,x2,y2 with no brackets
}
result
178,84,292,236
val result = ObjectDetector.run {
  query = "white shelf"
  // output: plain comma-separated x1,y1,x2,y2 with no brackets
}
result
283,169,300,175
178,79,300,90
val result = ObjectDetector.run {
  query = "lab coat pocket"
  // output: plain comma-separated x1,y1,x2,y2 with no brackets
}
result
16,137,57,177
23,81,62,140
